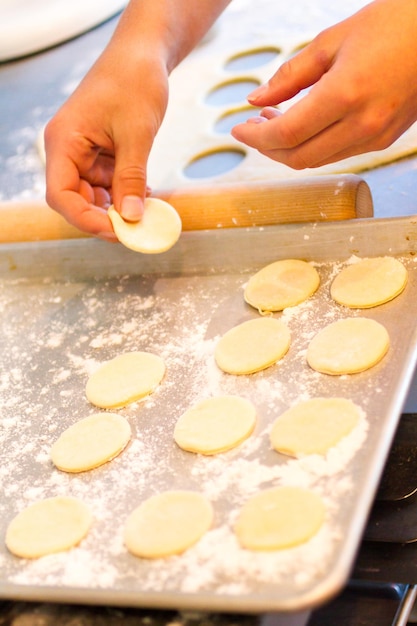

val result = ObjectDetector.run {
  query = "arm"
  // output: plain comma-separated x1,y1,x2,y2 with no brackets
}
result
44,0,231,239
231,0,417,169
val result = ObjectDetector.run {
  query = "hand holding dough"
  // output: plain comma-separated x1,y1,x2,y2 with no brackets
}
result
108,198,182,254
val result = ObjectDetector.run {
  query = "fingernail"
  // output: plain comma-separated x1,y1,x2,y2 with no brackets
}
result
246,116,267,124
121,195,143,221
97,231,118,242
248,83,268,103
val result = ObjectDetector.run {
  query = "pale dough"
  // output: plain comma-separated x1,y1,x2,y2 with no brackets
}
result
330,256,408,308
270,397,361,457
215,317,291,375
235,486,325,550
50,413,131,473
307,317,389,375
124,491,213,558
86,351,166,409
174,395,256,455
108,199,182,254
5,496,92,559
147,0,417,190
244,259,320,313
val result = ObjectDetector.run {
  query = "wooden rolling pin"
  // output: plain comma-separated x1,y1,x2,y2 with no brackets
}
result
0,174,372,243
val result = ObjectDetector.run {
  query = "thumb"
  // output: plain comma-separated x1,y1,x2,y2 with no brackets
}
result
113,151,148,222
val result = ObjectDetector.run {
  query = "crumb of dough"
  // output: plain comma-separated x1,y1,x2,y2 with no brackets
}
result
108,198,182,254
124,491,213,558
270,397,361,457
306,317,389,375
50,413,131,473
330,256,408,308
174,395,256,455
5,496,92,559
244,259,320,313
214,317,290,375
235,486,325,551
86,351,166,409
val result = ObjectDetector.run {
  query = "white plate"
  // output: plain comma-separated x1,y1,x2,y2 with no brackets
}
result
0,0,126,61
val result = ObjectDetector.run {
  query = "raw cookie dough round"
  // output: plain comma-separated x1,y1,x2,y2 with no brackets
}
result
270,397,361,457
5,496,92,559
307,317,389,375
51,413,131,473
174,395,256,455
235,486,325,550
244,259,320,313
108,198,182,254
215,317,290,375
124,491,213,558
330,256,407,308
86,351,166,409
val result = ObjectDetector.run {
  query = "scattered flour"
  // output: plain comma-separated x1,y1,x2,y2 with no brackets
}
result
0,253,412,612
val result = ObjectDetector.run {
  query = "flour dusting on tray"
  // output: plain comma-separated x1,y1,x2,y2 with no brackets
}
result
0,237,415,613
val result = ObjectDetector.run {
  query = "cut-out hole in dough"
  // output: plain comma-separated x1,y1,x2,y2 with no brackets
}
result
224,47,281,71
270,397,362,457
183,147,246,179
204,78,261,106
51,413,131,473
124,491,213,558
214,106,263,134
174,395,257,455
5,496,92,558
235,486,325,550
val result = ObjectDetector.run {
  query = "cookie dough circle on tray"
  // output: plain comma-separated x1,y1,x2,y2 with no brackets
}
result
330,256,407,308
174,395,256,455
124,491,213,558
244,259,320,313
307,317,389,375
51,413,131,473
235,486,325,551
86,351,166,409
270,397,361,457
108,198,182,254
5,496,92,558
215,317,291,375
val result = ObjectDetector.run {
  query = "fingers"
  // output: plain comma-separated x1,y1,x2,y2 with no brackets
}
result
113,156,147,222
247,37,333,107
231,77,345,163
45,135,116,240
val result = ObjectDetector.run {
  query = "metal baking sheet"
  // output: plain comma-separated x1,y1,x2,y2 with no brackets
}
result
1,215,417,615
